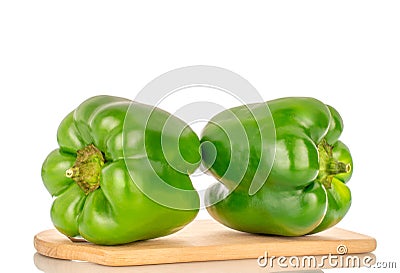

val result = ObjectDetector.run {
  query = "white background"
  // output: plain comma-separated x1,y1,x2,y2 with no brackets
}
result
1,1,399,272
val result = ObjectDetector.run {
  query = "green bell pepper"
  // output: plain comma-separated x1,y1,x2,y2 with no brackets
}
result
42,95,200,245
201,97,352,236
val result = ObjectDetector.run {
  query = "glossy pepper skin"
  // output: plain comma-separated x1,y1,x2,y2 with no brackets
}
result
42,95,200,245
201,97,352,236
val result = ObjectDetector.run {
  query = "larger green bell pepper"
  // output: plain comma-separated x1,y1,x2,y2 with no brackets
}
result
42,95,200,245
201,97,352,236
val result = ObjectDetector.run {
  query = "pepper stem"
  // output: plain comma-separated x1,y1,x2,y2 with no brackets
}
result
327,160,351,175
317,139,351,189
65,144,105,194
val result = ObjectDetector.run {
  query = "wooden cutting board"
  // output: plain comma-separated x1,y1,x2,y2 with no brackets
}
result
34,219,376,267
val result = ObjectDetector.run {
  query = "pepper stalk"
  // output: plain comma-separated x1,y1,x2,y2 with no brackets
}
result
65,144,105,194
317,139,351,189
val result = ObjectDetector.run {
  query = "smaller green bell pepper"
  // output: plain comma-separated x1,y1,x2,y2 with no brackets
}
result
42,95,200,245
201,97,353,236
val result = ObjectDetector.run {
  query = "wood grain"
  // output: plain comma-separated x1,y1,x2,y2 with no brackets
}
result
34,219,376,266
